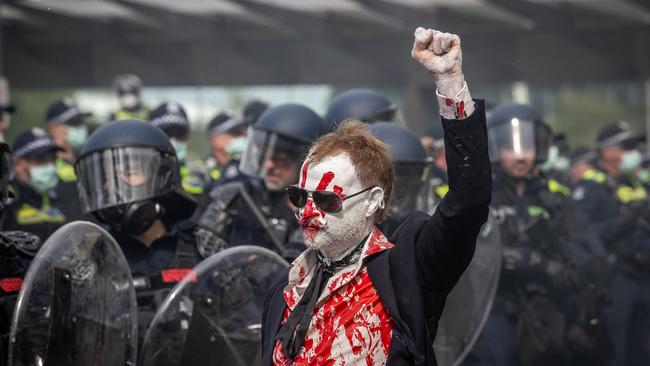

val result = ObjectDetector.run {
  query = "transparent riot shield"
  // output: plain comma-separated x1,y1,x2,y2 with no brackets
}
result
140,245,289,366
433,211,502,366
8,221,137,366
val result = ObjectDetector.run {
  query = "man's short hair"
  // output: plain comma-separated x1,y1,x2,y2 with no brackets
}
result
306,120,394,222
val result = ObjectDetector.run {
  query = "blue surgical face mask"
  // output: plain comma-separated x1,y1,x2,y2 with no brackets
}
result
619,150,642,174
67,125,88,149
226,136,247,160
29,163,58,194
170,138,188,162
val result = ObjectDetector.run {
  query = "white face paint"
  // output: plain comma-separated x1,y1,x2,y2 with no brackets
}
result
297,153,383,258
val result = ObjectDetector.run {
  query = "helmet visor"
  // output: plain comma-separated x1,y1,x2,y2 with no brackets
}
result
488,118,551,163
75,147,177,213
239,127,307,179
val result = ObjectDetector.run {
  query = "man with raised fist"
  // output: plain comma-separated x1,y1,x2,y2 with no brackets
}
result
261,27,491,366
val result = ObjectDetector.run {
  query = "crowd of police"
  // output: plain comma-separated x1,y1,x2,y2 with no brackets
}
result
0,73,648,366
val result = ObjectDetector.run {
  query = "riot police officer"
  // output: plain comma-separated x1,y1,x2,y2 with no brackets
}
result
197,103,328,260
325,88,397,130
1,128,83,241
368,122,432,236
204,111,249,187
0,141,41,366
464,103,612,366
75,120,203,344
571,121,650,366
44,98,90,183
110,74,149,121
149,101,209,201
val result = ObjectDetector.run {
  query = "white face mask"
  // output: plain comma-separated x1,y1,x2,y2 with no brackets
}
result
119,93,139,109
297,153,383,255
619,150,642,174
170,138,188,162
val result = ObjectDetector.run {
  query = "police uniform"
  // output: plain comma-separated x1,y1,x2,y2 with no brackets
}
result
75,120,203,348
111,74,149,121
573,166,650,366
198,103,328,260
465,104,612,366
198,177,301,259
1,130,83,241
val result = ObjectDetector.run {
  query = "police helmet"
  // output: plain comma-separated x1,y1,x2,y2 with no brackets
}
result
240,103,327,178
369,122,428,163
75,120,195,231
325,88,397,130
487,103,552,164
369,122,430,221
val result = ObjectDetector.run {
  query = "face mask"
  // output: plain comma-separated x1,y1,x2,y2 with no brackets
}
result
619,150,642,174
226,136,247,160
171,138,188,161
638,169,650,184
119,93,139,109
29,163,58,194
67,125,88,149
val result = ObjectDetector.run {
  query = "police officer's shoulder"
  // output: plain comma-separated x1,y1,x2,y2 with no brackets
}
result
0,231,42,257
208,179,247,203
547,178,571,198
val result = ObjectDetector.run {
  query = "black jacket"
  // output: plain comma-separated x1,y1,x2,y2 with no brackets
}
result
261,100,491,366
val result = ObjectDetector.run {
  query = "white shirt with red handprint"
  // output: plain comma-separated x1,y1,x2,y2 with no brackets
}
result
273,228,395,366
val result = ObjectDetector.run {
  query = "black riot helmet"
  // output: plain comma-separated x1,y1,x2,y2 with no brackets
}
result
325,88,397,130
75,120,196,235
0,142,12,218
369,122,430,222
240,103,328,184
487,103,553,164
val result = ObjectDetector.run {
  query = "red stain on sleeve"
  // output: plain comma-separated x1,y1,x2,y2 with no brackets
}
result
455,101,466,119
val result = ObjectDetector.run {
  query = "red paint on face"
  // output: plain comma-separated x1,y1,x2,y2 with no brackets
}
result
333,185,346,198
300,199,325,241
300,161,310,189
316,171,335,191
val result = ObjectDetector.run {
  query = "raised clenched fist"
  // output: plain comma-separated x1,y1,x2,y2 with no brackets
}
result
411,27,465,96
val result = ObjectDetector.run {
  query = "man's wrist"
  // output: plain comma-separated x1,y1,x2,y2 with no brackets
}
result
436,80,475,120
433,70,465,97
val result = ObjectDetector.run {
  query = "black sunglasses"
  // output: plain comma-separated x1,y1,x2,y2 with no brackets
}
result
286,185,375,213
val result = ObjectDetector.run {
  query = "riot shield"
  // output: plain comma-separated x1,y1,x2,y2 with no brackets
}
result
140,245,289,366
433,211,502,366
8,221,137,366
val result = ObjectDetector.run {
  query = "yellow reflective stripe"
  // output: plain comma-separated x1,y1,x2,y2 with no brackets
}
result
527,205,551,220
114,109,149,121
182,178,204,195
56,158,77,183
180,165,189,178
548,179,571,197
209,168,221,181
582,169,606,184
16,204,65,225
615,185,648,204
434,184,449,199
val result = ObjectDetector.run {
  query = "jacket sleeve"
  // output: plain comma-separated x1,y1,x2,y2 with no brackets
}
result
415,100,492,294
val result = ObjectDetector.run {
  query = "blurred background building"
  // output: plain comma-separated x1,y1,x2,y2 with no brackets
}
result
1,0,649,158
